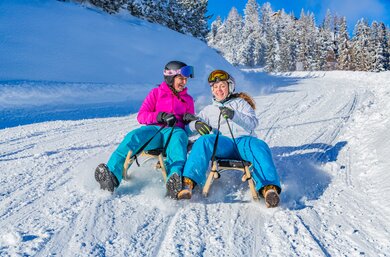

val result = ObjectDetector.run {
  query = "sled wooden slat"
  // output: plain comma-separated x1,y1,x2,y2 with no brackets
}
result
244,165,259,200
158,153,167,182
122,149,167,181
202,160,218,197
123,150,134,180
203,158,259,200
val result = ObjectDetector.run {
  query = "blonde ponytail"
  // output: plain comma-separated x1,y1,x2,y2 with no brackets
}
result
231,92,256,110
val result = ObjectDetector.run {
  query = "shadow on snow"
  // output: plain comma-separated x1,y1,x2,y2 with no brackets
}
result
273,141,347,210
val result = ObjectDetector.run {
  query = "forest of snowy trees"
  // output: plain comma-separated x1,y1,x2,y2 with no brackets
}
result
208,0,390,72
60,0,389,72
60,0,210,41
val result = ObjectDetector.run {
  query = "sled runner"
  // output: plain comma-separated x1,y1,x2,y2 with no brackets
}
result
202,158,259,200
122,148,168,182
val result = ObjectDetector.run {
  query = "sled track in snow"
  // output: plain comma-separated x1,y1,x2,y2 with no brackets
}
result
3,73,390,256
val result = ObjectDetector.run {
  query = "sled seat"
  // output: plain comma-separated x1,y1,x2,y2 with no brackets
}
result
122,141,195,182
122,148,168,182
202,158,259,200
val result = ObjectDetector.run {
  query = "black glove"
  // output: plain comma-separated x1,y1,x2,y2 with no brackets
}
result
157,112,177,127
219,107,234,120
183,113,198,124
195,121,212,135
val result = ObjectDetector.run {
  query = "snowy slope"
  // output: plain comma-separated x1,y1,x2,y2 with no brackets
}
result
0,0,255,129
1,1,390,256
1,71,390,256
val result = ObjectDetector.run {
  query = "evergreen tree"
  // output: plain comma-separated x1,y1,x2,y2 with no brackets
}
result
217,7,243,65
318,9,336,70
332,15,340,62
278,10,296,71
352,19,371,71
239,0,262,66
88,0,126,14
371,22,389,71
207,16,222,48
306,12,318,70
337,17,351,70
259,2,273,67
295,9,311,70
175,0,209,41
264,17,279,72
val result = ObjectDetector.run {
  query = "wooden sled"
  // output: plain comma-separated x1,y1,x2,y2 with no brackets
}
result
202,158,259,200
122,149,167,182
121,141,194,182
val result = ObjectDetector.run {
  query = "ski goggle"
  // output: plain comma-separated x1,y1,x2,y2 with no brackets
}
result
163,65,194,78
208,70,230,85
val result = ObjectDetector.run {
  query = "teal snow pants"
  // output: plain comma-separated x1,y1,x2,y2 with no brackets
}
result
183,134,281,192
107,125,188,184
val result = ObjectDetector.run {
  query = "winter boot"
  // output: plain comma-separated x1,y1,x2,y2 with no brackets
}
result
261,185,280,208
95,163,119,193
177,177,195,200
166,173,182,199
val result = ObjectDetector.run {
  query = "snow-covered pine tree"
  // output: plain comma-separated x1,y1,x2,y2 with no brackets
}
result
317,9,336,70
306,12,319,71
352,19,371,71
88,0,126,14
332,15,340,63
337,16,351,70
296,9,308,70
132,0,169,26
164,0,186,33
387,25,390,70
175,0,209,41
207,16,222,49
278,10,296,71
263,3,287,71
264,25,279,72
126,0,143,17
377,22,389,71
217,7,243,65
259,2,273,67
239,0,262,66
370,22,389,71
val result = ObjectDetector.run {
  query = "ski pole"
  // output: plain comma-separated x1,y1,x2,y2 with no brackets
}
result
162,120,177,156
210,112,222,164
224,116,248,169
131,125,166,166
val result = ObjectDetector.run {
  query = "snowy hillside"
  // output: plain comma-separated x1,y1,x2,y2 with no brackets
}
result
1,71,390,256
1,1,390,256
0,0,252,129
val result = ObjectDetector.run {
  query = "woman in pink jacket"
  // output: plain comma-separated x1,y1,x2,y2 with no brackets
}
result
95,61,195,199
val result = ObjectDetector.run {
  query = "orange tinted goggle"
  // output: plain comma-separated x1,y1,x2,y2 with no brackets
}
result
208,70,229,84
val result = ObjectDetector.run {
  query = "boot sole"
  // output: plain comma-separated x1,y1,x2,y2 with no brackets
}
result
177,189,192,200
95,164,116,193
166,173,182,200
265,189,280,208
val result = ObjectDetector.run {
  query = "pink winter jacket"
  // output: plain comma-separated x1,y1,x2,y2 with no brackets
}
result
137,81,195,129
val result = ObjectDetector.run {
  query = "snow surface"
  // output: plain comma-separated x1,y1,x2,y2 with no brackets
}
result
1,1,390,256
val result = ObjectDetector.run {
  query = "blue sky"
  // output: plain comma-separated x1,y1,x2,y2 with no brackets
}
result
207,0,390,34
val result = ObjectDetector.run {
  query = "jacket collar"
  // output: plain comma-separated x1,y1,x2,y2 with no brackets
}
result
160,81,188,95
212,95,233,106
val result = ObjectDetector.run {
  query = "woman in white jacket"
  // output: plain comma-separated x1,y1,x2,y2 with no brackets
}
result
179,70,281,207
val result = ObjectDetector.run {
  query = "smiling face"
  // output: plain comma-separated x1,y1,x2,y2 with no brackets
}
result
172,75,188,92
211,81,229,102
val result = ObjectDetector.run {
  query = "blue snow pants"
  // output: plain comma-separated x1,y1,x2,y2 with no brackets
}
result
183,134,281,192
107,125,188,183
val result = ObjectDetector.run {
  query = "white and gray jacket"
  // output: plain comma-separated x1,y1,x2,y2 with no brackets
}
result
188,97,258,138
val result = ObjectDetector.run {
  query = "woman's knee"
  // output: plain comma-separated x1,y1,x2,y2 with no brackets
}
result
246,137,270,151
195,134,216,146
